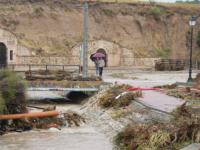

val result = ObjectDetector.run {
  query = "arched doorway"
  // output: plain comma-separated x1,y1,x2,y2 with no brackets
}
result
0,43,7,64
96,49,107,67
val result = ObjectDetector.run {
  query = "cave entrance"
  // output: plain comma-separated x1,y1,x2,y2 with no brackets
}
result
96,49,107,67
0,43,7,65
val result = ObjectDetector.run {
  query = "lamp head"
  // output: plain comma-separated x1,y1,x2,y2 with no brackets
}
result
189,17,196,27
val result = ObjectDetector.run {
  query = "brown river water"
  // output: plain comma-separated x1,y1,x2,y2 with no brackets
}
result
0,96,113,150
0,125,112,150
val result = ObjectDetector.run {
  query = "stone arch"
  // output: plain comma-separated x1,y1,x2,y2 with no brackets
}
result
0,28,18,64
0,42,7,64
71,39,134,67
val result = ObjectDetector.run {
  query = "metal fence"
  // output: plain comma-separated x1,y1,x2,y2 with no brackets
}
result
155,59,200,69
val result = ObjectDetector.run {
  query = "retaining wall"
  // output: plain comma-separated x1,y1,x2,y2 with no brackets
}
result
17,56,159,67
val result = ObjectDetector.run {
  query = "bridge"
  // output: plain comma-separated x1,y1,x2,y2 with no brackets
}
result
26,81,107,102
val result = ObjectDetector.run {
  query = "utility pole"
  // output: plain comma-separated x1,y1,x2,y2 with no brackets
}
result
83,3,88,77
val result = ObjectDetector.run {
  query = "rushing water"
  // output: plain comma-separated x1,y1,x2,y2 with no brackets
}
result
0,125,112,150
0,100,113,150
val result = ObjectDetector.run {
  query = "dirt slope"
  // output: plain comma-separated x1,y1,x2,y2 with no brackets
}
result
1,0,200,59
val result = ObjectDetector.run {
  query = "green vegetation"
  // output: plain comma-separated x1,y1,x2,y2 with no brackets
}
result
196,30,200,47
18,39,35,48
0,69,27,115
176,0,200,4
50,44,63,51
108,8,114,16
109,110,132,119
153,43,171,58
109,73,128,79
151,5,164,18
185,30,190,39
153,48,167,58
78,36,84,42
65,42,69,46
35,6,40,13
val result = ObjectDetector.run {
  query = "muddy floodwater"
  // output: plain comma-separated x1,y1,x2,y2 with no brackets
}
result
0,125,112,150
0,102,113,150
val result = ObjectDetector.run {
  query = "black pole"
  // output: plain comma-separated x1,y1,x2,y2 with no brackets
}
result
188,27,193,82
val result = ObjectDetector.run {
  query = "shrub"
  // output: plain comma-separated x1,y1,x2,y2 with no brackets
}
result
196,30,200,47
50,44,63,51
65,42,69,46
166,47,172,53
185,30,190,39
35,6,40,13
108,9,114,16
54,44,63,50
98,84,142,108
0,69,27,114
151,5,164,18
153,49,167,58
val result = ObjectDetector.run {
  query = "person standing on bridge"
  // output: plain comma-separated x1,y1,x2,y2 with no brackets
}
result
95,57,99,76
98,57,105,76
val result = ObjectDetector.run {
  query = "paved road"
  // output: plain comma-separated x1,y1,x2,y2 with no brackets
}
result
102,70,191,112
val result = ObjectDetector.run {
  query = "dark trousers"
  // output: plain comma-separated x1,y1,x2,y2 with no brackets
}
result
99,67,103,76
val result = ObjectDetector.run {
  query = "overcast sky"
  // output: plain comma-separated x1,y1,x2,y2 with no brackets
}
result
140,0,194,3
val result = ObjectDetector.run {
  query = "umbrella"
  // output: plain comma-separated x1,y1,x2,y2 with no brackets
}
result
90,53,97,62
92,53,105,58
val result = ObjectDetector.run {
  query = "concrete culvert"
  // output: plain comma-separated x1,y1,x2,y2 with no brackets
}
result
66,91,90,104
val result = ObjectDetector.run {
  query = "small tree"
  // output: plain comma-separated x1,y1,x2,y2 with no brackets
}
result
196,30,200,47
151,5,164,19
35,6,40,13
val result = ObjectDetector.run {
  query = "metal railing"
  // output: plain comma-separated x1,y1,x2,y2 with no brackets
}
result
0,64,80,72
155,59,200,69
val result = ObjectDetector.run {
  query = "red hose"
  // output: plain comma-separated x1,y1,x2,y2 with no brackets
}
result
126,87,167,93
126,87,199,93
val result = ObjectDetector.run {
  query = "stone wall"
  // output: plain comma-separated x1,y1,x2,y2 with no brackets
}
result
18,56,159,67
17,56,79,65
121,57,159,67
17,45,31,56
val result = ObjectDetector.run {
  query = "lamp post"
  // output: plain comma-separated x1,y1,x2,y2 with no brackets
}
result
187,16,196,82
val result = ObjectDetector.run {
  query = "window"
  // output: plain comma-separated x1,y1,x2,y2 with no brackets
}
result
10,50,13,60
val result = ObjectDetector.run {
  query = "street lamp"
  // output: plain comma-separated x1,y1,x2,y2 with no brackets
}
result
187,16,196,82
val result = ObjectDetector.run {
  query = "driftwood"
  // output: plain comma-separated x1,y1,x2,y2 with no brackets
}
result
26,74,57,80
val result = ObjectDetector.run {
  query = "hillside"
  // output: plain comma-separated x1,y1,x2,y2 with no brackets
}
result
1,0,200,59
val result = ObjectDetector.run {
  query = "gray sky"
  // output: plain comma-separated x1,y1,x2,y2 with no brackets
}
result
140,0,194,3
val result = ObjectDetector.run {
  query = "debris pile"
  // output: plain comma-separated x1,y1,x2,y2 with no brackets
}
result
25,69,72,81
192,73,200,83
155,63,184,71
99,84,143,108
64,111,86,127
166,87,200,101
0,69,86,135
25,69,102,81
115,102,200,150
0,110,86,135
153,83,178,89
